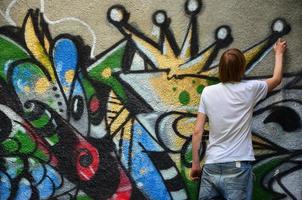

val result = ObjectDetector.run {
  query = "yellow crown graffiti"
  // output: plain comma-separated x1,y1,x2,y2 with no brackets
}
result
108,0,290,78
105,0,290,111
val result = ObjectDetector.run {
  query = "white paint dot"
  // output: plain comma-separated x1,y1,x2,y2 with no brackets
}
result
273,20,284,32
137,182,144,188
187,0,199,12
0,176,4,182
24,102,35,112
217,27,228,40
110,8,124,22
155,12,166,24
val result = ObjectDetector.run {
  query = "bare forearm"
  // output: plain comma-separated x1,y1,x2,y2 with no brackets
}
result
273,54,283,82
266,38,287,92
192,130,203,165
190,129,203,179
192,113,206,166
266,54,283,92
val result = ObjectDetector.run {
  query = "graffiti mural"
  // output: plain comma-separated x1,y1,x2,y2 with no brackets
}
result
0,0,301,199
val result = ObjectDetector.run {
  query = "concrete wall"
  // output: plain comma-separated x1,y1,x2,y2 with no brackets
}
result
0,0,301,199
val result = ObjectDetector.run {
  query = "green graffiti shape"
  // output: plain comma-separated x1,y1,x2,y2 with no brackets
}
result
88,41,127,101
0,35,29,80
179,90,190,105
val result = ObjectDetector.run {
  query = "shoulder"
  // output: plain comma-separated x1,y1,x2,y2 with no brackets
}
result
243,80,267,89
201,83,221,98
204,83,222,91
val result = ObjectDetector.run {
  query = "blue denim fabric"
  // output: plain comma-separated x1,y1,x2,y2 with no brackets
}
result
198,161,253,200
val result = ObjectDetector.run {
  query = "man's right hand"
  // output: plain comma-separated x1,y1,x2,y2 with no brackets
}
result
190,163,202,181
274,38,287,55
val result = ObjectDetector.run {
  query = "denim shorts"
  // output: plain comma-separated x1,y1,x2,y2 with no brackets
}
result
198,161,253,200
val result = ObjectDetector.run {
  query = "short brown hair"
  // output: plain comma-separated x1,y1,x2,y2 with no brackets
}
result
219,48,246,83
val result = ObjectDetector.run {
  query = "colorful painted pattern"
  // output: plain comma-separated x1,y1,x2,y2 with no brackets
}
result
0,0,300,199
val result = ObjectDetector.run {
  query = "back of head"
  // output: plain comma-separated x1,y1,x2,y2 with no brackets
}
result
219,48,246,83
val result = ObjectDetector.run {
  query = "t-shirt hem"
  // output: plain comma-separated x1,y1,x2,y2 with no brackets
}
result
205,157,255,164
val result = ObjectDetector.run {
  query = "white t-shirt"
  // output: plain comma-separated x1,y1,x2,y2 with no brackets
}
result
198,80,268,164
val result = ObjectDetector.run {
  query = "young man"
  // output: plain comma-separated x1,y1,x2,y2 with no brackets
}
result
190,38,287,200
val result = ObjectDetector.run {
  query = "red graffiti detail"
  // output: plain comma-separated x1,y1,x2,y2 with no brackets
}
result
76,139,100,181
89,96,101,113
109,168,132,200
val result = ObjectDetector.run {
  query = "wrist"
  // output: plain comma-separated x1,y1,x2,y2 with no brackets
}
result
275,52,284,57
192,161,200,167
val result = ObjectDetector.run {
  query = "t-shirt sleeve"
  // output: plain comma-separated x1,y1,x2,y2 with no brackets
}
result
198,93,206,114
252,80,268,103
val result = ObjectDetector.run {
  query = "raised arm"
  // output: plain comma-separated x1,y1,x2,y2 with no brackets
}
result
190,112,206,180
265,38,287,93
